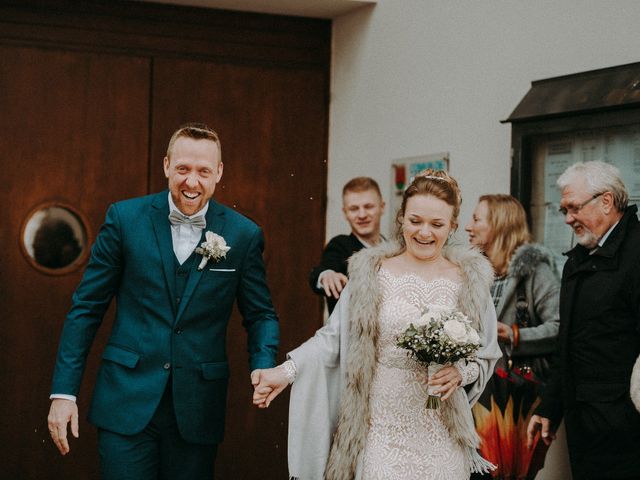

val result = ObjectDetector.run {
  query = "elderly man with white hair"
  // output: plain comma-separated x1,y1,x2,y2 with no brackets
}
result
527,161,640,480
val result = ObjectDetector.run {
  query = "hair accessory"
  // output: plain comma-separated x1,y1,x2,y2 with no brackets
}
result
420,175,448,182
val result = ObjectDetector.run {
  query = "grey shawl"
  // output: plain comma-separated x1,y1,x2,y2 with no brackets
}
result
632,354,640,412
288,242,501,479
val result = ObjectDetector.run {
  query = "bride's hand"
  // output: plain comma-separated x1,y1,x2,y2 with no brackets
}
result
428,365,462,401
251,366,290,408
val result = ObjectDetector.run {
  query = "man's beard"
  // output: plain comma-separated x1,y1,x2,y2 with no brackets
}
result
574,224,599,249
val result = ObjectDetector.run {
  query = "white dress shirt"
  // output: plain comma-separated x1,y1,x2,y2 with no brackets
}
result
168,194,208,264
589,220,620,255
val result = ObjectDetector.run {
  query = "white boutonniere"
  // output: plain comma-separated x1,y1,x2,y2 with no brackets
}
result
195,231,230,270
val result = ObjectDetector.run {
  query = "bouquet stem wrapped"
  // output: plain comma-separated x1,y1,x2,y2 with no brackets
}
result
426,363,444,409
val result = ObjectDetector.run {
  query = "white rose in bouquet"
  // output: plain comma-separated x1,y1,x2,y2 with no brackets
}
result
466,326,480,344
443,319,468,343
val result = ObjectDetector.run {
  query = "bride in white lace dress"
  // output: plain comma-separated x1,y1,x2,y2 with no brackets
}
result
253,170,500,480
362,271,476,479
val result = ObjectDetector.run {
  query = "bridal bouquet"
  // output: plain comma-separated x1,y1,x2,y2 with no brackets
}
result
397,307,481,408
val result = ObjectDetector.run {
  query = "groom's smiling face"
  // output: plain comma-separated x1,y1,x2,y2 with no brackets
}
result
164,136,223,216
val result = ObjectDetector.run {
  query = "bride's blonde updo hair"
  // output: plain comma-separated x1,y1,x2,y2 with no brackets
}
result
395,169,462,245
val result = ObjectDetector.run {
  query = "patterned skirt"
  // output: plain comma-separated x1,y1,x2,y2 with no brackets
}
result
471,367,549,480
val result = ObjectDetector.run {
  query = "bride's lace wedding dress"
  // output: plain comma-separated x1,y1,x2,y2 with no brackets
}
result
361,269,478,480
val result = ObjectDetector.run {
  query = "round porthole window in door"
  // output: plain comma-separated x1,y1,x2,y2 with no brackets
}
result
21,202,90,275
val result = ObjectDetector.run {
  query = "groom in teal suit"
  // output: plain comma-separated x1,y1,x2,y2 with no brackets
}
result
47,123,279,479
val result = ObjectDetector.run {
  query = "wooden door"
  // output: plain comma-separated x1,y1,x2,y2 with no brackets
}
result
0,2,329,478
0,45,150,478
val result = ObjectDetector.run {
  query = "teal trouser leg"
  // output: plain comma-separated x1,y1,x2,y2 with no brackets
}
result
98,383,217,480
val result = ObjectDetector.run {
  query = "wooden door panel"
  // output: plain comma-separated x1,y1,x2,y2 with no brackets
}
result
0,3,329,478
0,45,150,479
151,58,328,478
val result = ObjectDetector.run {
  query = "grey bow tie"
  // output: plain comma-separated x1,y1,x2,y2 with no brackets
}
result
168,210,206,229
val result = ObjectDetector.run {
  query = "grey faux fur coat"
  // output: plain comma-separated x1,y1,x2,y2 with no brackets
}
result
287,242,501,479
495,243,560,360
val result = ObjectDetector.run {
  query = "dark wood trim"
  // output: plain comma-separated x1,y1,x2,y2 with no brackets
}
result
504,62,640,122
0,0,331,67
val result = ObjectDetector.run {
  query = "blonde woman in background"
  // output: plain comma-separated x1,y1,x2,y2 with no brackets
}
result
465,194,560,480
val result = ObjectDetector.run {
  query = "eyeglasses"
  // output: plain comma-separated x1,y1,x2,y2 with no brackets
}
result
558,192,604,216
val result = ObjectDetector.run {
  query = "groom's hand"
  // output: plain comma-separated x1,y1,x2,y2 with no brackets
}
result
48,399,79,455
251,368,289,408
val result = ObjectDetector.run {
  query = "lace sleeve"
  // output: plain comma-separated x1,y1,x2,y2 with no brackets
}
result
280,359,298,384
455,359,479,387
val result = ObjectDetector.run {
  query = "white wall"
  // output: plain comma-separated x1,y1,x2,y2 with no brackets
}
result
328,1,640,478
328,0,640,241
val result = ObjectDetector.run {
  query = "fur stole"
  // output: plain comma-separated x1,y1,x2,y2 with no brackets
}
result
324,242,495,479
508,243,558,281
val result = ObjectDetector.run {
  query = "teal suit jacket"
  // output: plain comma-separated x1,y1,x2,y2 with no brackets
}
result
51,191,279,444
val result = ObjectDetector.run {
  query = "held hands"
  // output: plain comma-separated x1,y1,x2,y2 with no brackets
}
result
47,399,79,455
320,270,348,299
251,366,290,408
427,365,462,401
526,414,556,448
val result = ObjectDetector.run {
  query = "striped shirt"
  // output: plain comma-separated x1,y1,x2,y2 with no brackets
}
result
490,275,508,310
